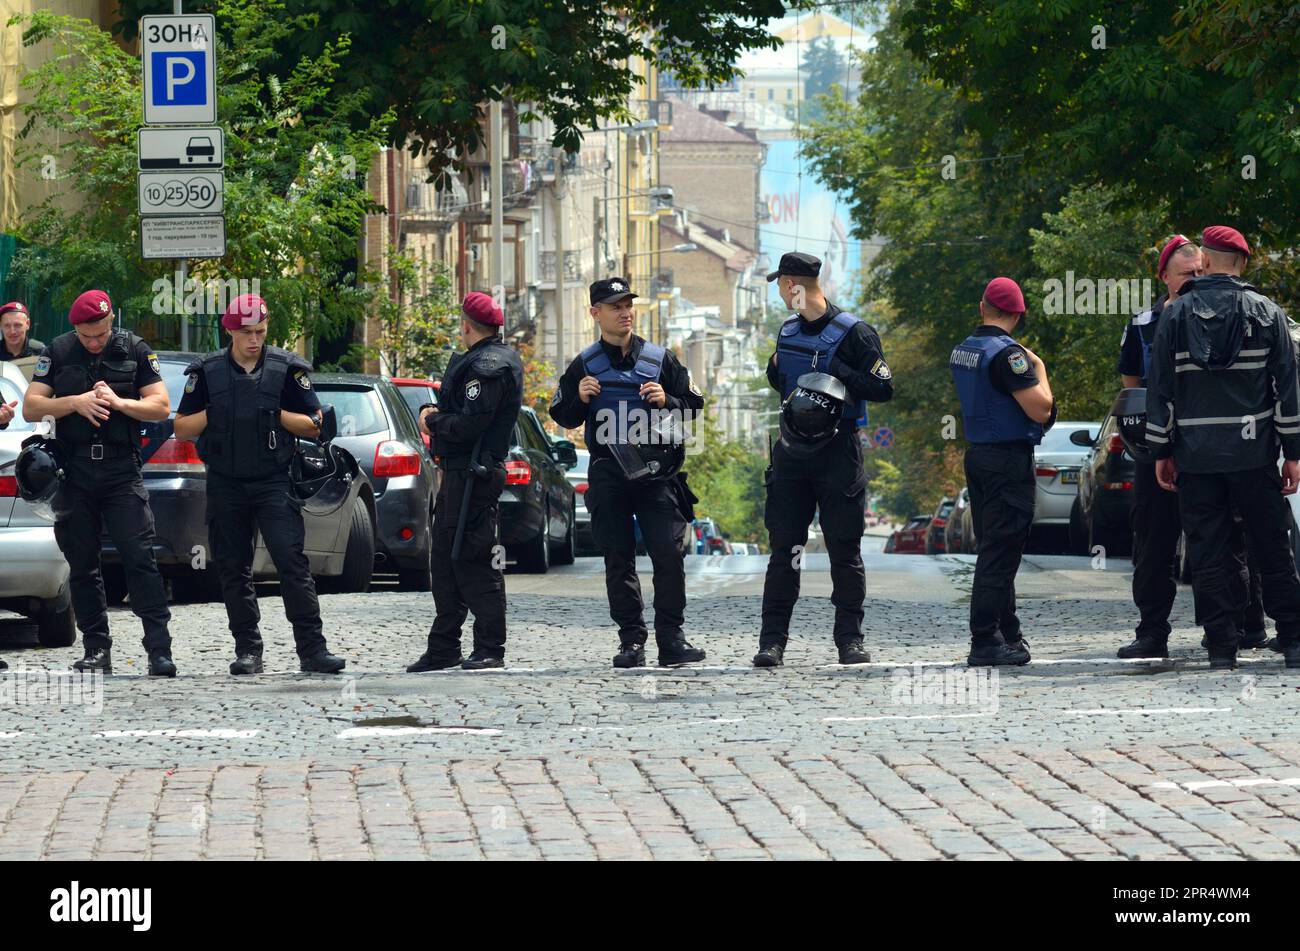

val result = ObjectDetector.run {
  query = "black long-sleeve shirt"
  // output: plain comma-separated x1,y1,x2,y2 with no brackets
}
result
766,302,894,405
549,334,705,465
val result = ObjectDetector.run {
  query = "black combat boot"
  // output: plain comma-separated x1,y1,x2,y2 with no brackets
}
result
73,647,112,674
837,640,871,665
1118,635,1169,659
147,652,177,677
967,639,1030,667
461,652,504,670
230,654,264,676
613,644,646,669
658,640,705,667
752,644,784,668
300,651,346,674
407,652,463,673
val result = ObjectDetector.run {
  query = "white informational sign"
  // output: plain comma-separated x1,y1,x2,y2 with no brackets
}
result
141,14,217,125
138,127,224,170
138,171,224,216
140,216,226,260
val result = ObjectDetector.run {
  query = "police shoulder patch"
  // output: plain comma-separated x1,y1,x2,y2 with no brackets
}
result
1008,349,1030,375
465,378,481,401
33,354,51,377
184,372,198,394
294,370,311,390
148,353,160,374
870,358,892,380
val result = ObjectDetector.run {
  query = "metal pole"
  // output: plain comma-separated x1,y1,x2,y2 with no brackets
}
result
489,100,504,293
175,0,187,350
553,176,565,367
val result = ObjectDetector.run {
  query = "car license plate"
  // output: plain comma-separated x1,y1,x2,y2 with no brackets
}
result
1060,470,1079,484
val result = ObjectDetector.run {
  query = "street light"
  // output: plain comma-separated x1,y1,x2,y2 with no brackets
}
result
626,243,697,258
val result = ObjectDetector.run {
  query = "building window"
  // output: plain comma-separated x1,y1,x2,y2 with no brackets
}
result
786,88,793,100
767,88,774,101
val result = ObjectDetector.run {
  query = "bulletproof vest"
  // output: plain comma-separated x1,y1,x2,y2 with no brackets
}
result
581,338,666,450
49,330,142,448
949,333,1043,446
774,312,867,424
1129,308,1159,386
439,339,524,466
194,346,296,478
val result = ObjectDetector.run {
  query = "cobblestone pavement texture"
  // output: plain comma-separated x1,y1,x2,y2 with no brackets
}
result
3,549,1300,860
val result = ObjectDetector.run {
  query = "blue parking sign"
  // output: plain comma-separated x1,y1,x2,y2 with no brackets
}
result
150,52,207,106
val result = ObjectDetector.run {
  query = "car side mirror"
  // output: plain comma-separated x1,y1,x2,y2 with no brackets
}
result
551,438,578,468
317,404,338,443
1069,428,1092,447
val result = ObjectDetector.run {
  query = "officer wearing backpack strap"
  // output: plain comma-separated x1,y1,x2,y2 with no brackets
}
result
174,294,345,675
950,278,1056,667
407,292,523,672
550,277,706,669
755,252,893,669
22,290,176,676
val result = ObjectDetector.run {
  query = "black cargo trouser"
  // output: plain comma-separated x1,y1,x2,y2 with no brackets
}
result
585,457,694,649
964,442,1035,644
1179,465,1300,649
760,430,868,648
53,453,172,654
427,466,508,660
207,470,326,659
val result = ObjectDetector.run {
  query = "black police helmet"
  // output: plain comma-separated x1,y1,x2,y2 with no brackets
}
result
610,409,685,481
779,371,847,458
290,441,357,516
14,435,70,521
1111,387,1156,464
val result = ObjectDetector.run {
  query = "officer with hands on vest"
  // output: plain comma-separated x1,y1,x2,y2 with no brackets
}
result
173,294,345,675
1146,226,1300,669
407,292,523,672
950,277,1056,666
549,277,706,669
22,290,176,676
755,252,893,668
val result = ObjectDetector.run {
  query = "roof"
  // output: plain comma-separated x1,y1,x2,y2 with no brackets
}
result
661,100,759,145
661,217,758,272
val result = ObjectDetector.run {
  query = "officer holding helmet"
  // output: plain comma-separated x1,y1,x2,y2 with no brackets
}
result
173,294,346,676
407,292,523,672
549,277,705,669
755,252,893,668
22,290,175,676
950,278,1056,666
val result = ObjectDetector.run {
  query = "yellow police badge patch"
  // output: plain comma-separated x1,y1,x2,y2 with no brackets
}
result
295,371,311,389
148,354,160,374
1008,350,1029,375
33,355,51,377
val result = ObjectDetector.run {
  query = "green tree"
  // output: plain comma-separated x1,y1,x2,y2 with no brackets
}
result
8,1,390,346
369,252,460,379
801,35,847,121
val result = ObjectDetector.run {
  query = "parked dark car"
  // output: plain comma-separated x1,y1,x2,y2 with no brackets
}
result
888,515,931,554
314,373,440,590
100,352,376,603
945,487,971,554
959,493,979,554
1069,414,1135,556
925,496,956,554
500,407,578,572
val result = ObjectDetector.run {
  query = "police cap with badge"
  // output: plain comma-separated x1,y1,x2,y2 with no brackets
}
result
766,252,821,283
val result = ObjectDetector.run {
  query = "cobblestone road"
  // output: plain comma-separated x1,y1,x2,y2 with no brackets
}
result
3,548,1300,860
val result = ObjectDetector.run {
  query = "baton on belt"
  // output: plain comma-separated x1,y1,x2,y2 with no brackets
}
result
450,433,487,562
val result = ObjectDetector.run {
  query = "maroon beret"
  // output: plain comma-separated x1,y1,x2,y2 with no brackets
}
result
982,277,1025,315
461,291,503,327
221,294,268,330
1201,225,1250,257
0,301,28,317
1157,234,1192,276
69,290,113,325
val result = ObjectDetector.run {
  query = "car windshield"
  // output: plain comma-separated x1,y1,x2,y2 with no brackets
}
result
1039,424,1096,453
937,501,955,517
314,386,388,436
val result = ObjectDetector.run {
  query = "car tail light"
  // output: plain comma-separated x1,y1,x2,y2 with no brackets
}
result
1104,481,1133,491
1108,434,1125,454
505,460,531,485
0,475,17,497
574,481,588,495
932,517,946,527
1035,465,1058,478
373,440,421,478
145,436,204,470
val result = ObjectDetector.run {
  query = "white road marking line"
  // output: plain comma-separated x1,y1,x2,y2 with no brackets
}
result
1151,777,1300,792
95,729,259,738
336,726,502,738
824,712,994,723
1068,707,1231,716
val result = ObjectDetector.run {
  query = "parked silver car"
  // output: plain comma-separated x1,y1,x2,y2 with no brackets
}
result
1033,421,1100,531
0,361,75,648
565,448,597,556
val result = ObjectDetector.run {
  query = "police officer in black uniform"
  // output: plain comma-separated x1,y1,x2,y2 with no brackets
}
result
754,253,893,668
0,300,45,360
1147,226,1300,669
407,292,523,672
550,278,706,669
950,278,1057,666
173,294,345,675
1116,236,1268,657
23,289,175,675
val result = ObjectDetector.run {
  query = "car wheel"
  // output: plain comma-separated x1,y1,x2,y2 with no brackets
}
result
549,500,576,566
102,566,127,607
397,510,435,591
514,502,551,573
325,499,375,593
35,587,76,648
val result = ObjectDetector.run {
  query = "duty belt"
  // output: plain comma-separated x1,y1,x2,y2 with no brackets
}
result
71,442,135,460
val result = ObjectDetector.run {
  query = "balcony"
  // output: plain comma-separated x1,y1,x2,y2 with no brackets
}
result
540,250,583,286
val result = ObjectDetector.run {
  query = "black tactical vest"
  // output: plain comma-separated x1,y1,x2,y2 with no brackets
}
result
194,346,297,478
438,339,523,467
49,330,142,448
